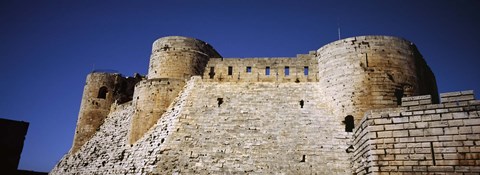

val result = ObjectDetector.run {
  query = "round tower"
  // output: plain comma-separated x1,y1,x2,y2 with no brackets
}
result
317,36,438,123
129,36,221,144
148,36,221,79
71,72,119,153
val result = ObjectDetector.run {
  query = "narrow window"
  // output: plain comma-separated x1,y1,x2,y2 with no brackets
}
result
304,66,309,75
209,67,215,79
299,100,304,108
344,115,354,132
285,66,290,76
97,86,108,99
246,66,252,73
430,142,436,165
217,98,223,107
228,66,233,75
395,88,404,105
265,66,270,76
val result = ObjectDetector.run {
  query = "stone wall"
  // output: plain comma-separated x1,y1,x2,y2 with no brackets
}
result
352,90,480,174
155,78,352,174
203,52,318,83
317,36,438,124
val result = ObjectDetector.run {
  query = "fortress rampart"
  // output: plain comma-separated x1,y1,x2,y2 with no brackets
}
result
54,35,478,174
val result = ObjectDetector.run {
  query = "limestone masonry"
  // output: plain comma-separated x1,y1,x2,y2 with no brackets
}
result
51,36,480,174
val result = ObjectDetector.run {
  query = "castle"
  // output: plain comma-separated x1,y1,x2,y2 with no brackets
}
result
51,36,480,174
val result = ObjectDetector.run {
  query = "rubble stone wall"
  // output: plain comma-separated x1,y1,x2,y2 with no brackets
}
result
352,90,480,174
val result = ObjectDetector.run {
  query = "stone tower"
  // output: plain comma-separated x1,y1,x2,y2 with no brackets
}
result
317,36,438,123
71,72,119,153
129,36,221,144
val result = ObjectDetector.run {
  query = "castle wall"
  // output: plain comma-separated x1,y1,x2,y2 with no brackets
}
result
352,90,480,174
129,78,185,143
203,52,318,82
148,36,221,79
155,79,353,174
317,36,438,123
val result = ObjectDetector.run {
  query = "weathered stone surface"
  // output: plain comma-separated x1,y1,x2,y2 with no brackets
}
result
52,35,478,174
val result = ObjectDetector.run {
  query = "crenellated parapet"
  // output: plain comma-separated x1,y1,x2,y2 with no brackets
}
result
203,52,318,83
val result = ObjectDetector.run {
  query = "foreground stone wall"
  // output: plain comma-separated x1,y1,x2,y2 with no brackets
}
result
352,90,480,174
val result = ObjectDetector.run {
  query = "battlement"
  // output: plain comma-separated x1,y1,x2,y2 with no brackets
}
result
203,52,318,82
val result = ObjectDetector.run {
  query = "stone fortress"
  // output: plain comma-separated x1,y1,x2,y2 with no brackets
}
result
51,35,480,174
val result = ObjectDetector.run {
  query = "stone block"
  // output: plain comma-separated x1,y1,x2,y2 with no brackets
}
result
402,100,419,107
444,127,459,135
435,108,448,113
438,135,453,141
447,120,463,127
464,119,480,126
403,123,416,129
427,166,454,172
409,129,424,137
392,117,409,123
472,126,480,133
384,124,403,130
374,118,392,124
424,128,443,136
415,122,428,128
392,130,408,137
415,136,438,142
377,131,393,138
458,127,472,134
440,91,462,98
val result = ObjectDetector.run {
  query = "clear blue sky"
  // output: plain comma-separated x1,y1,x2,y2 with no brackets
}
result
1,0,479,172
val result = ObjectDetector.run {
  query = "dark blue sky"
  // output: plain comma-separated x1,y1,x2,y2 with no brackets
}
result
1,0,479,172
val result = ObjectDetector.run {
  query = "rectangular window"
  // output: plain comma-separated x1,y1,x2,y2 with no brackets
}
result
246,66,252,73
228,66,233,75
265,66,270,76
285,66,290,76
304,66,309,75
